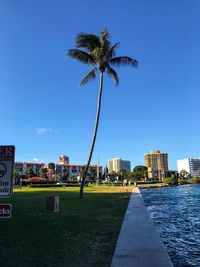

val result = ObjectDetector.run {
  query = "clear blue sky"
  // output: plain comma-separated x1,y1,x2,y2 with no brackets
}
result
1,0,200,170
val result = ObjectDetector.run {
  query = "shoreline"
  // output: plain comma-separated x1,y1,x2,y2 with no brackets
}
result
137,183,169,189
111,187,173,267
138,183,194,190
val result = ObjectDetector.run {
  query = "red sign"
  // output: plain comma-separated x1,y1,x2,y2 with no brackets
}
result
0,146,15,161
0,204,12,219
0,145,15,198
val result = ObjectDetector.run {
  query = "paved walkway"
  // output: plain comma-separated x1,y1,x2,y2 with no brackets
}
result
111,187,173,267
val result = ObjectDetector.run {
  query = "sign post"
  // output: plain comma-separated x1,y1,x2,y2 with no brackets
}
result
0,146,15,219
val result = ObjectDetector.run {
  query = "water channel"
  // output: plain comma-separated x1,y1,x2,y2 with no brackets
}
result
141,185,200,267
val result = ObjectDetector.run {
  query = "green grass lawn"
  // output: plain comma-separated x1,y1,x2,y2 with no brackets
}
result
0,186,131,267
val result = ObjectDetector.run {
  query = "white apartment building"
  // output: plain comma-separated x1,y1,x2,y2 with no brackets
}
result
14,162,45,176
108,158,131,173
14,161,102,179
177,158,200,177
55,164,102,178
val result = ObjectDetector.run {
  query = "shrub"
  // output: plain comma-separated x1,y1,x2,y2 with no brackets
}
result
29,183,80,188
178,178,188,185
163,177,178,186
30,184,65,188
22,180,57,186
99,181,122,186
190,177,200,184
136,180,161,184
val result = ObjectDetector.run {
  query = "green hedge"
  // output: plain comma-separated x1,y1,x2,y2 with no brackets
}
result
136,181,161,184
29,183,80,188
178,178,188,185
99,182,123,186
190,177,200,184
163,177,178,186
22,181,57,186
30,184,64,188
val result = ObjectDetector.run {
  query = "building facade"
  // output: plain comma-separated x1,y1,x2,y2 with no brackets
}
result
177,158,200,177
57,155,69,165
56,164,102,179
108,158,131,173
144,150,168,179
14,160,102,180
14,162,45,176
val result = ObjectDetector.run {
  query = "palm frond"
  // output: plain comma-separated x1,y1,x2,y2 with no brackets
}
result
67,49,95,65
100,28,111,58
101,28,110,39
76,33,101,52
91,47,102,63
107,67,119,86
109,42,120,58
110,57,138,67
80,67,97,86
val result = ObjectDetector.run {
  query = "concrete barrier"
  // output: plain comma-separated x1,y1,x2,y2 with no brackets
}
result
46,195,60,213
111,187,173,267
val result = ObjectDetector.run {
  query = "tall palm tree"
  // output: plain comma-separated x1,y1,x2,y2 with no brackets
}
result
67,28,138,198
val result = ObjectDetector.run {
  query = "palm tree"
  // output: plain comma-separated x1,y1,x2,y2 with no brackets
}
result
67,28,138,198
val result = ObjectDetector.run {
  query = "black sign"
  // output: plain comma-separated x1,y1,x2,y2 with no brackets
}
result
0,204,12,219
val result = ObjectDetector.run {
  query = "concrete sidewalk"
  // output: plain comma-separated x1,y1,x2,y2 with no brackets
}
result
111,187,173,267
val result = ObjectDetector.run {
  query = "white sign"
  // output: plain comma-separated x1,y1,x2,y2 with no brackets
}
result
0,146,15,198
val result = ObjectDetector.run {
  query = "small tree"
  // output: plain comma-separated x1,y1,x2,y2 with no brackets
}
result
133,165,148,180
48,163,55,171
179,169,188,179
40,167,48,178
103,166,108,180
25,168,34,178
78,167,84,181
47,163,56,181
126,171,134,180
121,170,128,180
13,169,19,185
87,167,93,180
109,171,117,182
163,176,178,186
56,173,62,180
63,169,69,180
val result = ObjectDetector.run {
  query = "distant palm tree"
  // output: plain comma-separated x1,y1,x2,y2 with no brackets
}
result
68,28,138,198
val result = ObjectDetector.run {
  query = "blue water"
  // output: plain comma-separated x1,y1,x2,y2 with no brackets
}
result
141,185,200,267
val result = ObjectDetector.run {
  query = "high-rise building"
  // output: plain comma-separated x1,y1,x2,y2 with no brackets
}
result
177,158,200,177
144,150,168,179
108,158,131,173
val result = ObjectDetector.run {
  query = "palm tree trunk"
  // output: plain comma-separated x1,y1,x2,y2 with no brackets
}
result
80,72,103,198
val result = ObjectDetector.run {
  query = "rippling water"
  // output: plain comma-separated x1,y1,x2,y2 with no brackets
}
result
141,185,200,267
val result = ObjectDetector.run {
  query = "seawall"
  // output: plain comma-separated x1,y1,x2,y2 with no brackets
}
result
111,187,173,267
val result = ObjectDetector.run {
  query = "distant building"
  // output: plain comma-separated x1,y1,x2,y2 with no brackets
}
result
14,161,102,180
177,158,200,177
14,162,45,176
108,158,131,173
144,150,168,179
57,155,69,165
56,164,102,179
